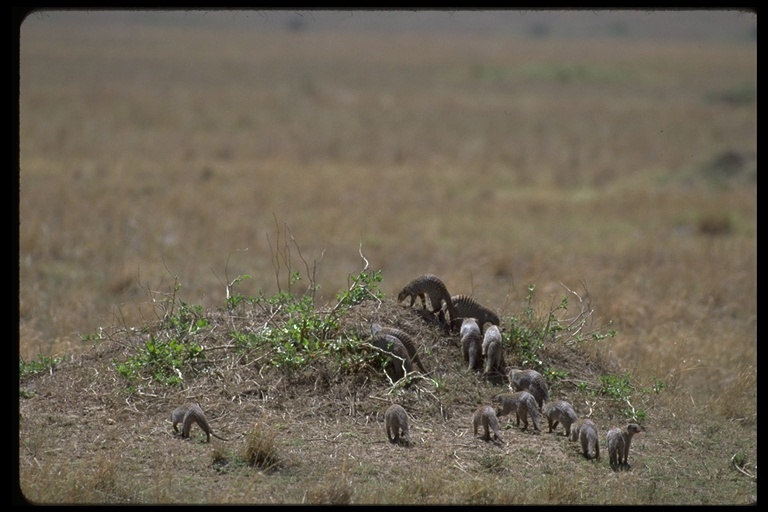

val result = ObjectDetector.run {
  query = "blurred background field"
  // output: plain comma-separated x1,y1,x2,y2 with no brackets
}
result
19,9,755,404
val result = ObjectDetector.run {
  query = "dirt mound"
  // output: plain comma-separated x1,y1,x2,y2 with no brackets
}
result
19,296,627,504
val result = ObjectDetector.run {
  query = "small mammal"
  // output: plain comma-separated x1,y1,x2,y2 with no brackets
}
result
397,274,458,326
570,418,600,460
451,294,500,333
541,400,578,437
607,423,644,471
472,405,504,444
371,323,428,373
507,368,549,409
460,318,484,371
368,333,414,381
492,391,541,433
171,403,228,442
385,404,412,447
481,325,505,378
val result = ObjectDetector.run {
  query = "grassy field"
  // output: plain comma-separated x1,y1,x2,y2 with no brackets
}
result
18,11,756,505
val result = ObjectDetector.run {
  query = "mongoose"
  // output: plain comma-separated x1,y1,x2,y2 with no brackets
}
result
384,404,412,447
481,324,502,356
481,325,505,378
397,274,458,326
171,403,228,442
460,318,484,371
492,391,541,433
507,368,550,410
541,400,578,437
472,405,504,444
451,294,500,333
571,418,600,460
607,423,644,471
371,323,428,374
368,333,414,381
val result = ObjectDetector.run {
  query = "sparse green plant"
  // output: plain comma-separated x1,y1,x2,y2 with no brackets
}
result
19,354,62,380
113,334,204,387
225,274,252,310
597,373,651,421
506,283,616,376
231,232,385,373
599,373,633,399
333,253,384,309
79,328,106,343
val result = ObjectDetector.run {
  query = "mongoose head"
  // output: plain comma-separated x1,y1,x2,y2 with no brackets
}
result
397,289,408,302
627,423,644,434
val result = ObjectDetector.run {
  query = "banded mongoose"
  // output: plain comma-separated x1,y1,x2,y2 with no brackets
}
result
507,368,550,409
451,294,500,333
570,418,600,460
541,399,578,437
371,323,428,374
397,274,458,326
368,333,413,381
481,325,505,378
607,423,644,471
384,404,413,447
460,318,484,372
472,405,504,444
171,403,228,442
492,391,541,433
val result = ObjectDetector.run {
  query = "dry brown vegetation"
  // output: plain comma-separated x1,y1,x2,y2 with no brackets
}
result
18,11,755,505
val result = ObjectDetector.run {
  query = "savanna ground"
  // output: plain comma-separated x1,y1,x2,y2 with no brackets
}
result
17,10,756,505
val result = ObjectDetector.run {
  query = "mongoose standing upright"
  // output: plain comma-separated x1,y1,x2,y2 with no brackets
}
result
384,404,413,447
472,405,504,444
368,333,414,381
507,368,550,410
451,294,500,333
570,418,600,460
481,325,505,379
607,423,644,471
492,391,541,433
171,403,228,442
371,323,428,374
460,318,484,372
397,274,458,327
541,400,578,438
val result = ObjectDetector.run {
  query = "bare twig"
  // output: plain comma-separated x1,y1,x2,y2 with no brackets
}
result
731,454,756,481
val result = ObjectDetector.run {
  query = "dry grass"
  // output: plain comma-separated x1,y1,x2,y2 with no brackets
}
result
18,11,755,505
